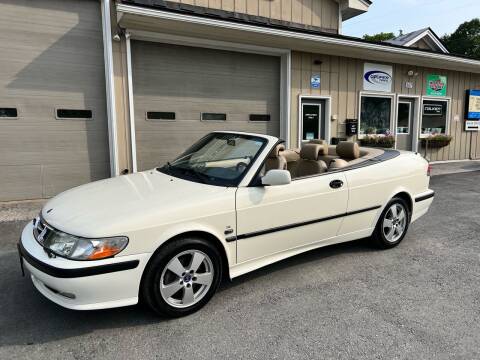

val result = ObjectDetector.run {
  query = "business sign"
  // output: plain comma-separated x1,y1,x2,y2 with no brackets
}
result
465,89,480,120
310,74,321,89
423,103,443,116
363,63,393,92
426,75,447,96
465,120,479,131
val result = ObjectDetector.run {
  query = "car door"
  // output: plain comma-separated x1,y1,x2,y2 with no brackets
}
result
235,172,348,264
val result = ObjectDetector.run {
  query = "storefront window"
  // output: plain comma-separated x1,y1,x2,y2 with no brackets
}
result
421,99,448,135
360,96,392,135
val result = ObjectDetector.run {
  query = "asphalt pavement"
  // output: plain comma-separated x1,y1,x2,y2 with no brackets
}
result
1,171,479,360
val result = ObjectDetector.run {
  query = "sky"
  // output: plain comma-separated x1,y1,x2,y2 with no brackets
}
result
342,0,480,39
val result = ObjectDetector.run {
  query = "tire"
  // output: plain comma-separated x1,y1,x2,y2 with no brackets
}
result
371,197,410,249
141,237,223,317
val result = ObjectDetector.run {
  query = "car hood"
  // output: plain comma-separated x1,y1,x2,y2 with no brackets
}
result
41,170,233,237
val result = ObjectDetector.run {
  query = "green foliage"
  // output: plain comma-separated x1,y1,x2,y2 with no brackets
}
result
359,135,396,148
363,32,396,42
420,135,453,148
442,18,480,59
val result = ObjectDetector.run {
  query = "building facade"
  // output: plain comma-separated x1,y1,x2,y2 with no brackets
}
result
1,0,479,201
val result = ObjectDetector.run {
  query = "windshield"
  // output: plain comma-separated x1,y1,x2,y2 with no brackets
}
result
157,133,268,186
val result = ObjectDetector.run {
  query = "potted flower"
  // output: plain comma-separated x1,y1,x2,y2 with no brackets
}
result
359,131,396,148
420,134,452,148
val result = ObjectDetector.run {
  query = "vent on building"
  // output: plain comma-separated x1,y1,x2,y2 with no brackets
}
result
249,114,271,122
56,109,93,120
146,111,176,121
0,108,18,118
201,113,227,121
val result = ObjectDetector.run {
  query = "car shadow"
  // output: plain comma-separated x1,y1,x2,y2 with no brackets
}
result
0,238,376,346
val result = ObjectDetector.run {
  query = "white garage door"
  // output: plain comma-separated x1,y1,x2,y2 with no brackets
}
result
132,41,281,171
0,0,109,201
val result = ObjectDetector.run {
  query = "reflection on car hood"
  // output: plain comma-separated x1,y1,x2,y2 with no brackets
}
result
41,170,232,238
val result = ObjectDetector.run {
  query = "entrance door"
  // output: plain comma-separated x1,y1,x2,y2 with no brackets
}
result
396,100,415,151
302,103,323,141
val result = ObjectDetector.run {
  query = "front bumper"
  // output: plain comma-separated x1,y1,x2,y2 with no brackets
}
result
19,222,151,310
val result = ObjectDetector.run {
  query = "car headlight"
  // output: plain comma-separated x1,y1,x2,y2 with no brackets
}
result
39,227,128,260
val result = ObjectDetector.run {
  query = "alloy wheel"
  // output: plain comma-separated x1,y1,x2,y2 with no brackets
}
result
159,250,214,308
382,203,407,243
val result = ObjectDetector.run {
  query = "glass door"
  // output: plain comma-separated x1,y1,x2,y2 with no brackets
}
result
396,100,414,151
302,103,322,141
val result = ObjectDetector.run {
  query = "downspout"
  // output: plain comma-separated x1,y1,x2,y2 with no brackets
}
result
101,0,120,176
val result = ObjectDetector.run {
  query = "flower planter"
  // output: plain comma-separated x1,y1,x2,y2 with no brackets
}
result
420,136,452,148
359,135,396,149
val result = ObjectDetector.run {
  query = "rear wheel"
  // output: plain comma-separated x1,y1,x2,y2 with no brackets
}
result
141,237,222,317
371,197,410,249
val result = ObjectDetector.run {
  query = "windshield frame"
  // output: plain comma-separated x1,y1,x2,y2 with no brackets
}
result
157,132,269,187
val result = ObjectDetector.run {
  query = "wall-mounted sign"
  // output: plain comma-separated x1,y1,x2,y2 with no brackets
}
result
426,75,447,96
311,74,321,89
423,103,443,116
465,89,480,120
363,63,393,92
345,119,358,136
465,120,479,131
405,81,414,89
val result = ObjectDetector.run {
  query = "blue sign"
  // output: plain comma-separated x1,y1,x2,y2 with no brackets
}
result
311,75,320,89
466,90,480,120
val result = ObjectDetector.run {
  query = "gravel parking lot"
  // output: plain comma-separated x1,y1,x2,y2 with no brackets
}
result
1,171,479,360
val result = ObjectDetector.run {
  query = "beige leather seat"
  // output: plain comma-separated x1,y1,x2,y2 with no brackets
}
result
328,141,360,170
282,148,301,178
309,139,338,166
265,144,287,172
296,143,328,177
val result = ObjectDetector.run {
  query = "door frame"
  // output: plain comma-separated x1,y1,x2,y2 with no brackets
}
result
125,30,291,172
395,95,421,152
298,95,331,146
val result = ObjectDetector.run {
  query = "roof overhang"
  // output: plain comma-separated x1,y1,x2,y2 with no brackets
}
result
336,0,371,21
117,4,480,74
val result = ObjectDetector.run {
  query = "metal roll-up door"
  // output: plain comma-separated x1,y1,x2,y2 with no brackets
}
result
132,41,280,170
0,0,109,201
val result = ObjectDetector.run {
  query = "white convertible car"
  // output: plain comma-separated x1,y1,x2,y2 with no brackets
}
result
19,131,434,317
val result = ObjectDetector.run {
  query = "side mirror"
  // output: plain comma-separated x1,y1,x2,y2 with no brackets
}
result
261,170,291,186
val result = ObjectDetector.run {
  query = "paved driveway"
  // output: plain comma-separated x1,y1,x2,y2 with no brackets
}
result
1,172,479,360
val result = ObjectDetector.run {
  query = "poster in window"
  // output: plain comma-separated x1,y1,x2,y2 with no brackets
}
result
465,89,480,120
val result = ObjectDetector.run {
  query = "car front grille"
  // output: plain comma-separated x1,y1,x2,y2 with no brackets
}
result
33,216,53,246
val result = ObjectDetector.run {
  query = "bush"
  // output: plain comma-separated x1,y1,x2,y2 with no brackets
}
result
359,135,396,148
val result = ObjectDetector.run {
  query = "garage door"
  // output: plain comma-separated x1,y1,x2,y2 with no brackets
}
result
132,41,280,171
0,0,109,201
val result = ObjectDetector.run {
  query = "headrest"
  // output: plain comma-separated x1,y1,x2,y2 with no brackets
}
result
336,141,360,160
308,139,326,145
268,144,285,158
282,149,300,162
300,143,327,161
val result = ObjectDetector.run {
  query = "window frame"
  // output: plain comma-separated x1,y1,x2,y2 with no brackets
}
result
419,96,451,138
358,92,396,139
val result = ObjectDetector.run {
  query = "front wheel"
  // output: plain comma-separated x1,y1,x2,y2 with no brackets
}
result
371,197,410,249
141,237,222,317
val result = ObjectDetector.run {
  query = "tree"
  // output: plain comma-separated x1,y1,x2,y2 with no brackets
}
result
363,32,396,42
442,18,480,59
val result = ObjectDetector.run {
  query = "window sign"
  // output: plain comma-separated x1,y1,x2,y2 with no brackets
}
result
423,103,443,116
311,74,321,89
426,75,447,97
465,90,480,120
363,63,393,93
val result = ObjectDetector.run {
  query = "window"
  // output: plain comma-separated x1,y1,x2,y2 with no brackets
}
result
397,102,411,134
359,96,393,135
201,113,226,121
0,108,18,118
146,112,175,121
421,99,448,135
249,114,271,122
56,109,92,120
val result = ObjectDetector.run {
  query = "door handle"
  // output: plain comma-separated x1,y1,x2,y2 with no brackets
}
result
329,180,344,189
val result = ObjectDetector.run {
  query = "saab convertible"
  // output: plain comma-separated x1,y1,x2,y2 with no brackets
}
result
18,131,434,317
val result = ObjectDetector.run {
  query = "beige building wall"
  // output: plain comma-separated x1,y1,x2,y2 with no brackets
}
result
169,0,340,32
290,51,480,161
